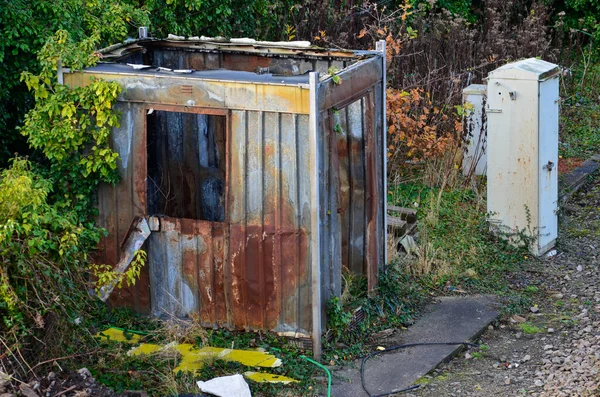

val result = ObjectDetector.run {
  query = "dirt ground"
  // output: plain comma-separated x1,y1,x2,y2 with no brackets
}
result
411,175,600,397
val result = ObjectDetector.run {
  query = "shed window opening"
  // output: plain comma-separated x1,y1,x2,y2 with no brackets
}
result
147,110,226,222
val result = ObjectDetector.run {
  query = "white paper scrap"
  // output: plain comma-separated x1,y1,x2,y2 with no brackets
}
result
197,374,252,397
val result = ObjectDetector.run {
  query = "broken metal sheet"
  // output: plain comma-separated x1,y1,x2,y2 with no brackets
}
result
98,217,151,302
98,38,366,61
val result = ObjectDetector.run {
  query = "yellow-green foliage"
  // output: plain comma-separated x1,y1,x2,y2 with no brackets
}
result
0,158,92,331
91,250,147,294
0,30,125,354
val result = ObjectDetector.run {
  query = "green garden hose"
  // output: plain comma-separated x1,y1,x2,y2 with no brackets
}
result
300,355,332,397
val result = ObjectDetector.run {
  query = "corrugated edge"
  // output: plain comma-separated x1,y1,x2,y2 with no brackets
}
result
376,40,388,267
308,72,322,359
98,38,372,59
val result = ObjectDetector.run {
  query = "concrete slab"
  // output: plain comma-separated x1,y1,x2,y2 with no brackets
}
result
331,295,499,397
560,153,600,203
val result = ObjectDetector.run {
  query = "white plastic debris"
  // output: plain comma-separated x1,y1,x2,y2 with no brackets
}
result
197,374,252,397
126,63,152,70
229,38,311,48
167,34,185,41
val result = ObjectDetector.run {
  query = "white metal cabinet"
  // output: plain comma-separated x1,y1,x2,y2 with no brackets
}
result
486,58,560,256
462,84,487,176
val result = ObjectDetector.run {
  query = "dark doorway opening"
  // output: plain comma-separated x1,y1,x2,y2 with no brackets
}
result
146,110,226,221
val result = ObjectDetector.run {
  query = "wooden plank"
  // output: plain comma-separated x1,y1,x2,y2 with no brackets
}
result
387,206,418,223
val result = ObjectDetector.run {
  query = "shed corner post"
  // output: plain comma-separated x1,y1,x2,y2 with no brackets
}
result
57,59,64,85
308,72,323,360
376,40,388,267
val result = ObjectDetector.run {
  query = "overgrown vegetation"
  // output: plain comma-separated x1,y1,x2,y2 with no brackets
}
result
560,57,600,159
1,0,600,395
323,263,426,363
80,321,322,397
0,29,137,380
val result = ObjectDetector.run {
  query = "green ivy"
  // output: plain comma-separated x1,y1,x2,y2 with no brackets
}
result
20,30,121,216
0,0,149,166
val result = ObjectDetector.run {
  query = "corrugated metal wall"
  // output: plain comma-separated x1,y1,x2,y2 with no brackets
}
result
87,48,386,341
98,102,150,313
100,103,314,335
318,84,386,304
227,110,312,334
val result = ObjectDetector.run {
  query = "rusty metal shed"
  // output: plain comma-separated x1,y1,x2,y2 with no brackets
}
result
64,37,387,357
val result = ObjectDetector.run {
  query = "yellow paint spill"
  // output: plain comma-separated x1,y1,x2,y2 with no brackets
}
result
226,349,282,367
95,327,142,344
128,343,163,356
170,346,282,373
244,371,298,384
99,328,290,383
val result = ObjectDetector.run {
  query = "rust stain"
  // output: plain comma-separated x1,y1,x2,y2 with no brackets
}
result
222,54,272,72
364,91,380,291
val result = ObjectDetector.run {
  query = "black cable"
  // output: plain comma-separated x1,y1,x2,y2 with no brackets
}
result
361,341,480,397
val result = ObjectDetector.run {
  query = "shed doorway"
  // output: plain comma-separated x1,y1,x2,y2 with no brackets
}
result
145,107,229,319
146,109,227,221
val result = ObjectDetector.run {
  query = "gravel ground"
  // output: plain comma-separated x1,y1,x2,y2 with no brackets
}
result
411,174,600,397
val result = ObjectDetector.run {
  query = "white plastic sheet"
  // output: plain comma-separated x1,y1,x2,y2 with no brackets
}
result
197,374,252,397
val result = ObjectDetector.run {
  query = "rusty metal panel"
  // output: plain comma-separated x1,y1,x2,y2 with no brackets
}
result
228,110,249,328
263,112,281,330
319,109,342,306
227,110,312,334
147,217,227,323
99,103,150,312
139,48,324,76
244,110,266,329
375,82,386,269
295,114,312,336
147,218,195,318
64,73,310,114
364,90,380,290
347,99,366,275
278,113,307,335
318,110,330,306
317,55,383,111
333,107,350,273
324,92,383,289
